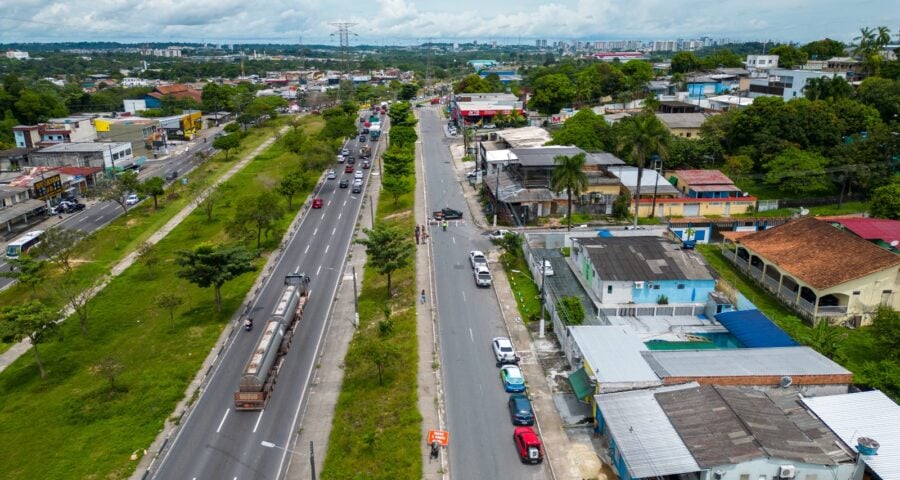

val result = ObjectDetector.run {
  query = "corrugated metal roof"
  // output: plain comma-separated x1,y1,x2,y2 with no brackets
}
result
569,326,661,390
644,347,851,378
715,309,799,348
802,390,900,480
596,384,701,478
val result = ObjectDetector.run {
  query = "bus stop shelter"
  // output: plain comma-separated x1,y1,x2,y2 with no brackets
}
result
1,199,46,235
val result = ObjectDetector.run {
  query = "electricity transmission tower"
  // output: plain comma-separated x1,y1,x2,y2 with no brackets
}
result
329,22,358,101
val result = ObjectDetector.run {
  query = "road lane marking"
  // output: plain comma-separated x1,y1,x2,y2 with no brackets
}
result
316,265,322,276
324,245,330,254
469,328,474,343
327,200,331,206
338,212,342,220
313,227,318,236
332,227,336,236
461,291,466,302
216,409,230,433
304,245,310,254
252,410,265,433
343,200,347,206
452,237,456,245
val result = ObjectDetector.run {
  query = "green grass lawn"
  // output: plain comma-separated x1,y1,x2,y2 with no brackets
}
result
698,245,897,399
500,245,542,324
739,201,869,218
321,156,421,479
0,117,319,479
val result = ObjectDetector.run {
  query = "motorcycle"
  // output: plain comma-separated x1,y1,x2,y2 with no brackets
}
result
244,319,253,331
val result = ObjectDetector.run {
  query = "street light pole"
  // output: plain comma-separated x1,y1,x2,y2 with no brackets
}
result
352,265,359,328
539,256,546,338
650,154,661,219
260,440,316,480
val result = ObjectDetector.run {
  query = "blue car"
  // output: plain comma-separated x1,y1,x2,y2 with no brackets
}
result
508,394,535,425
500,365,526,393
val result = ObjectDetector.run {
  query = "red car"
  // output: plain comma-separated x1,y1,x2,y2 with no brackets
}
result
345,165,354,173
311,198,323,209
513,427,543,464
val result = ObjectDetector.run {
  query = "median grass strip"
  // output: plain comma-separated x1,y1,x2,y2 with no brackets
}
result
322,134,421,478
0,117,321,479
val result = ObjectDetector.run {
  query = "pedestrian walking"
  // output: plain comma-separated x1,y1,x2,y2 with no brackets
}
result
420,289,427,304
415,225,421,245
422,225,429,243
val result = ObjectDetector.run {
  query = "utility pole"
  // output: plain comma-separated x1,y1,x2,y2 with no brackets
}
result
309,441,317,480
352,265,359,328
330,22,358,102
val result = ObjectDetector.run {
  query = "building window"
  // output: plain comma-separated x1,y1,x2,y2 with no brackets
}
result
677,284,685,289
686,132,691,138
607,285,613,294
852,291,860,295
739,475,749,480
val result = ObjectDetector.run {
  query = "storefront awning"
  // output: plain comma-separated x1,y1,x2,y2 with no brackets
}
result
568,367,594,402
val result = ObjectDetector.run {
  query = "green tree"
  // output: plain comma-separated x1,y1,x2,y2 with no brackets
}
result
550,153,588,231
724,154,754,180
281,128,306,155
388,125,417,148
175,243,255,310
529,73,576,114
870,307,900,361
616,113,670,225
213,133,241,160
802,320,847,360
137,241,160,275
0,301,61,379
36,226,84,274
231,191,284,249
387,101,415,127
355,223,413,293
53,278,92,337
671,52,701,74
140,176,166,209
382,174,414,205
620,60,654,94
869,177,900,219
277,170,306,209
0,255,46,295
14,89,67,124
763,148,831,195
548,108,612,151
801,38,846,60
155,293,184,327
770,44,809,68
358,336,401,386
855,77,900,123
87,171,140,215
94,356,126,394
398,83,419,101
557,296,585,325
201,82,234,112
454,74,491,93
803,76,853,101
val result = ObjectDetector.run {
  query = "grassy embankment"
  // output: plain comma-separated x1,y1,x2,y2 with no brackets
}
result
321,124,421,479
0,116,322,479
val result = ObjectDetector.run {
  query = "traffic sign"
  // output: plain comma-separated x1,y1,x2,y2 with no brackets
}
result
427,429,449,446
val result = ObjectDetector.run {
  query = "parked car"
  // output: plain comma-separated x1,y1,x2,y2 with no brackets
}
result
311,198,324,209
474,266,492,287
466,169,481,178
512,426,543,464
63,202,86,213
488,229,512,241
469,250,488,270
534,259,554,277
339,178,349,188
125,194,140,206
500,365,526,393
326,169,336,179
508,394,535,426
492,337,518,366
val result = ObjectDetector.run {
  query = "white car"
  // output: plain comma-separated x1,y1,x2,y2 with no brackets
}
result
489,229,511,241
469,250,488,270
534,259,554,277
492,337,518,366
337,155,345,163
474,266,492,287
354,171,364,180
353,178,363,186
125,194,140,206
341,148,350,156
327,169,336,179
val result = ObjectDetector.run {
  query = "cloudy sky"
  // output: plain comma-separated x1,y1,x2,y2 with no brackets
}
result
0,0,897,45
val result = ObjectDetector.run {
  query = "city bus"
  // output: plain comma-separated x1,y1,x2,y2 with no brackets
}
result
5,230,44,259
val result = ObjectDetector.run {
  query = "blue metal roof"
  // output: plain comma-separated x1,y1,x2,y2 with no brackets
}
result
714,309,798,348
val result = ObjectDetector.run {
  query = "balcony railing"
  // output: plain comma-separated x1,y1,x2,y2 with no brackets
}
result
817,305,848,316
764,276,780,291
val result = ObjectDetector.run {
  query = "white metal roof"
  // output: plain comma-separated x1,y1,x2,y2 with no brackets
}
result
596,383,701,478
569,325,661,391
802,390,900,480
607,165,680,195
644,347,852,378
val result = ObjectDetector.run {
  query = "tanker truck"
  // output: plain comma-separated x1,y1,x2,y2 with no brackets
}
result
234,273,311,410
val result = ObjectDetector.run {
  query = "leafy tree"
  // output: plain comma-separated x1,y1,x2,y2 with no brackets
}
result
869,177,900,219
201,82,234,112
36,227,84,273
620,60,655,95
671,52,701,74
0,255,47,295
137,241,160,275
697,49,745,69
382,174,414,205
548,108,612,151
857,360,900,399
155,293,184,327
803,76,853,101
801,38,846,60
382,147,415,177
855,77,900,123
213,133,241,160
530,73,576,114
358,336,400,385
770,44,809,68
281,128,306,155
387,101,415,127
94,356,125,394
557,296,585,325
802,320,847,360
53,278,92,337
223,122,241,134
14,89,67,124
200,188,222,222
870,307,900,361
388,125,417,148
398,83,419,101
140,176,166,209
550,153,588,231
763,148,831,195
724,154,754,180
454,74,491,93
0,301,61,379
616,113,670,225
175,243,255,310
231,191,284,249
87,171,140,215
277,170,306,210
355,223,413,293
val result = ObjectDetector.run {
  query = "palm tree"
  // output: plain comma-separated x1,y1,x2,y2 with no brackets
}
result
617,113,670,226
852,26,875,58
551,153,589,231
875,26,892,49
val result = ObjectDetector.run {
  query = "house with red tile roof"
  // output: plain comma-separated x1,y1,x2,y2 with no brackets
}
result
144,84,202,109
668,169,743,199
723,217,900,326
825,217,900,253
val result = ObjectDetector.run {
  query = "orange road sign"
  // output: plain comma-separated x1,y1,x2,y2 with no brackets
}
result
428,429,449,446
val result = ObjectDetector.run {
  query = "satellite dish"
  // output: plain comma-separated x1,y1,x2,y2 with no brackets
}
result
800,208,810,216
891,240,899,247
779,375,793,388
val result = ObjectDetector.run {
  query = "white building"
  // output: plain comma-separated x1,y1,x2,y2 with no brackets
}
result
121,77,149,88
745,54,779,71
748,68,844,101
5,50,29,60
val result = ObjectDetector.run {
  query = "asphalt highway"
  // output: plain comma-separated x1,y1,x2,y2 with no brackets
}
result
150,118,384,479
420,108,548,479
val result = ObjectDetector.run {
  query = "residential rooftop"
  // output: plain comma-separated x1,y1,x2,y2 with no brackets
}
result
672,169,736,185
37,142,130,153
575,236,714,282
569,325,661,391
656,113,710,129
642,346,852,380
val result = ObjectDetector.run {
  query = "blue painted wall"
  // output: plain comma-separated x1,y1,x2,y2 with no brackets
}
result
631,279,716,303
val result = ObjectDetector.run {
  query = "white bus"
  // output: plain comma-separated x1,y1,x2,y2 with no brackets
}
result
5,230,44,259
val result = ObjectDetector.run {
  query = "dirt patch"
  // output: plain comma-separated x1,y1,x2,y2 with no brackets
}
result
383,210,412,221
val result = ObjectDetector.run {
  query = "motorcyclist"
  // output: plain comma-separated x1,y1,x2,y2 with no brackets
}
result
245,318,253,330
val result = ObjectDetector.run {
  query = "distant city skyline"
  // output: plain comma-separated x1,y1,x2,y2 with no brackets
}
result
0,0,897,46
